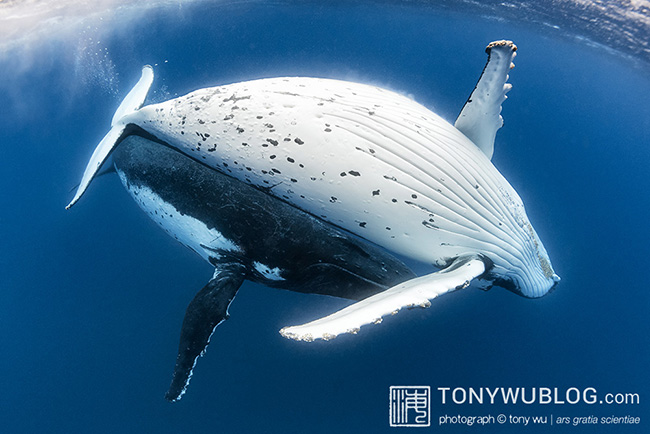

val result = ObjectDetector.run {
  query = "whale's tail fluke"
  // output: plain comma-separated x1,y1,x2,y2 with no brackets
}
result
66,65,154,209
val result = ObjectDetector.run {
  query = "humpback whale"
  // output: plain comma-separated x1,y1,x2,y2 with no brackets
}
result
67,40,559,401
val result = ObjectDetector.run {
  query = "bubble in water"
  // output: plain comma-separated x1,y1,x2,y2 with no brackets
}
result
73,26,119,96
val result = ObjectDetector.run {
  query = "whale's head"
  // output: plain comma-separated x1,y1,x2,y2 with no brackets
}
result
486,184,560,299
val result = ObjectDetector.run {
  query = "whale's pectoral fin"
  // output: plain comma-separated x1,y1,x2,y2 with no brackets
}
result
166,263,246,402
454,40,517,160
111,65,153,127
66,66,154,209
279,254,487,342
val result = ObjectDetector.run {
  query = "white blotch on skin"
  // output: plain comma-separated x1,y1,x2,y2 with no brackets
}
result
253,261,285,281
117,169,242,262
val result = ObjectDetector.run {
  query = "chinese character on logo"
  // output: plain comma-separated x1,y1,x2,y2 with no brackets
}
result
389,386,430,427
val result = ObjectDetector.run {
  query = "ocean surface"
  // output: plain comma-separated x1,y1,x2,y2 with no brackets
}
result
1,1,649,433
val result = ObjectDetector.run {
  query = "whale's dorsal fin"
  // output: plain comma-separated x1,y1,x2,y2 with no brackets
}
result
454,40,517,160
66,66,154,209
279,254,487,342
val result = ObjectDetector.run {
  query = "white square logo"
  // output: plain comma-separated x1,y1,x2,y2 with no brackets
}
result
389,386,430,427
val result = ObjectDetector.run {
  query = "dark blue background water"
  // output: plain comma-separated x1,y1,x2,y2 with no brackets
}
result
1,2,649,433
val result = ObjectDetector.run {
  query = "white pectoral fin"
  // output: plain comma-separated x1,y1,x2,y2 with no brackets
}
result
454,40,517,159
65,123,127,209
66,66,154,209
111,65,154,126
279,254,486,342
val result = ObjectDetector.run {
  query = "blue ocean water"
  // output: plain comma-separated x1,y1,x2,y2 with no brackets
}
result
1,1,649,433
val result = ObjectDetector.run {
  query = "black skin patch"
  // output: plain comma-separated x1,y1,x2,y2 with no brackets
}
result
422,221,439,229
114,135,414,299
223,94,251,103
